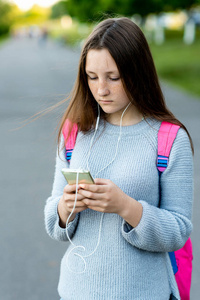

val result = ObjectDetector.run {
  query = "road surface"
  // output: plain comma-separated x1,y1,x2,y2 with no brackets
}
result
0,37,199,299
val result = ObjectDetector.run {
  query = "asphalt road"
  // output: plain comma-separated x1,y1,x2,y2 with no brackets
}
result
0,37,199,300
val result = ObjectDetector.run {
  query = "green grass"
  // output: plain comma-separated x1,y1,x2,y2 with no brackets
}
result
149,32,200,98
0,34,9,45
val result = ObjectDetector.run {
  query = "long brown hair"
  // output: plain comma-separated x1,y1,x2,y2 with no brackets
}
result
58,17,193,152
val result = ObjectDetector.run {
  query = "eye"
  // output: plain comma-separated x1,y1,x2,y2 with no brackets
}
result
87,75,98,80
110,77,120,81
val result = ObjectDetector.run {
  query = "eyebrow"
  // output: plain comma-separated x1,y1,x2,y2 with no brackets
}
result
85,70,119,74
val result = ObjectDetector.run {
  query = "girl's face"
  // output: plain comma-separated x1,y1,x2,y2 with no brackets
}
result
85,48,139,125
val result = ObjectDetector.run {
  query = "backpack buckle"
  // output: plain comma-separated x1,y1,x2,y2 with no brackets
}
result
157,155,169,172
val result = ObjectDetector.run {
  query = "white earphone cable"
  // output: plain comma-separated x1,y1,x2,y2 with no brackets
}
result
86,105,100,171
66,102,131,273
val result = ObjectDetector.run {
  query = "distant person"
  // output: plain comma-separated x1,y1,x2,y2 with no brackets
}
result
44,17,193,300
38,27,48,46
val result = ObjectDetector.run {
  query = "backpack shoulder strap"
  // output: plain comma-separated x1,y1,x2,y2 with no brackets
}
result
157,121,180,172
62,119,78,162
157,121,180,275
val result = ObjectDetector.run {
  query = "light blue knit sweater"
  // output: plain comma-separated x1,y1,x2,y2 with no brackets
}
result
44,118,193,300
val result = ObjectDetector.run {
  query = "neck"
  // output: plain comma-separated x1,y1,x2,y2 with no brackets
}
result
106,104,144,126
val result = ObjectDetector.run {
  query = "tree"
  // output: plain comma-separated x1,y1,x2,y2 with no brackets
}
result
66,0,102,22
51,0,68,19
51,0,200,23
0,0,12,35
0,0,23,36
162,0,199,11
98,0,163,16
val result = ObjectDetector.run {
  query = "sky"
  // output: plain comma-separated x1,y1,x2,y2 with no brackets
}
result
10,0,59,11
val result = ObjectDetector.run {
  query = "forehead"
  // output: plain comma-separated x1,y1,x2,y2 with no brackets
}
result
85,48,118,72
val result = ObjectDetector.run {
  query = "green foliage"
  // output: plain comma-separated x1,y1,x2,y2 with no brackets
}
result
12,5,50,27
50,21,93,46
51,1,68,19
162,0,198,11
52,0,200,22
0,0,23,36
150,34,200,97
66,0,101,22
0,0,12,35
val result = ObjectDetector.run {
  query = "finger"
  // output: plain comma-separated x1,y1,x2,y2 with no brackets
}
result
67,200,87,208
78,189,103,200
83,200,107,213
79,179,111,191
64,184,79,193
66,201,88,213
87,206,105,213
63,192,84,202
82,199,102,207
79,182,106,193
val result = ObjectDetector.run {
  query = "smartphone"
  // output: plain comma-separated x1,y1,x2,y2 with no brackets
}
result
61,168,94,185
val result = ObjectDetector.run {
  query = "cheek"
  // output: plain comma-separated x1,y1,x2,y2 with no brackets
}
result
88,82,97,96
112,85,123,94
88,80,96,88
113,85,129,101
112,82,126,94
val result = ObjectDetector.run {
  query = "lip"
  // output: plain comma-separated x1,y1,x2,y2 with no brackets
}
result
99,100,113,104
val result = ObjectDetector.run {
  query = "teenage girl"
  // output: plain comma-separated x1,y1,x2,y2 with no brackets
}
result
44,17,193,300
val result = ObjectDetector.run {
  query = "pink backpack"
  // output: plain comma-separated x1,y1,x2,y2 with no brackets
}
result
157,121,193,300
62,120,193,299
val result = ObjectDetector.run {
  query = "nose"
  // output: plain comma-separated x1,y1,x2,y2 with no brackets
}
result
97,80,110,97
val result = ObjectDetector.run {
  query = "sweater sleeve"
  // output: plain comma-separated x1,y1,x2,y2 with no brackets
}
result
121,128,193,252
44,135,79,241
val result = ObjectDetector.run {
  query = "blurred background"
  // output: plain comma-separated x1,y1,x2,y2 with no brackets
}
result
0,0,200,299
1,0,200,96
